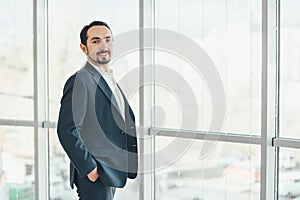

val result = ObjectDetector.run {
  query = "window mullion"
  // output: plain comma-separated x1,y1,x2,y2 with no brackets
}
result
33,0,49,199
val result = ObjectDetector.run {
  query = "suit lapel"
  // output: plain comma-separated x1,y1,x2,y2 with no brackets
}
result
85,62,124,120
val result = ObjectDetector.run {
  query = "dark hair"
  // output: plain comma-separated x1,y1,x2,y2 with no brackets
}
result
80,21,112,45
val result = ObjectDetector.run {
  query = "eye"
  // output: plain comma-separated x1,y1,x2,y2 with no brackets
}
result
105,38,112,43
91,39,100,44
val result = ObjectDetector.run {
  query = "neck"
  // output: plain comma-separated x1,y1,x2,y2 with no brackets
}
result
88,58,109,72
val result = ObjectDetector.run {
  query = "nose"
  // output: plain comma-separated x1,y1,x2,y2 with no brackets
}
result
99,40,108,49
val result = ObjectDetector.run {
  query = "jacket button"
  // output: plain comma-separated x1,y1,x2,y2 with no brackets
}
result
123,149,126,152
121,131,125,134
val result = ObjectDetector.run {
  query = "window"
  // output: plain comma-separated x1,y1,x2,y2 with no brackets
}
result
0,0,33,120
279,0,300,139
48,1,139,199
154,0,263,199
156,138,260,200
1,0,300,199
279,148,300,199
0,126,34,199
155,0,262,134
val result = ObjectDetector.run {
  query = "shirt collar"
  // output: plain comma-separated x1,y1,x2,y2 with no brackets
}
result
88,61,113,77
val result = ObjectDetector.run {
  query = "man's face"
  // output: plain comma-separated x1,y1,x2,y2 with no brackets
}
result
81,25,113,68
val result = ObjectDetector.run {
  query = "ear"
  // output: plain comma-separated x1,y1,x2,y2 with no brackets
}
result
80,43,88,55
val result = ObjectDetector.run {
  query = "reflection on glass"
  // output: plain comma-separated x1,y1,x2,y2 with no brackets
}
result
155,137,260,200
280,0,300,139
0,126,34,199
279,148,300,199
0,0,33,120
155,0,262,134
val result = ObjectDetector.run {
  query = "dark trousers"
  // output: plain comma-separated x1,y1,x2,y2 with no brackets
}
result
74,171,116,200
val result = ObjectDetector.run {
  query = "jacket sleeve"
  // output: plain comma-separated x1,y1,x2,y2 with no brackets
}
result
57,74,97,177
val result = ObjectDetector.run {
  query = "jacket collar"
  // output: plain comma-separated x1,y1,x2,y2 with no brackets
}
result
84,62,127,121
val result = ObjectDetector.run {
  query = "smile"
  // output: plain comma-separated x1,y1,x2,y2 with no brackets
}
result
97,51,109,56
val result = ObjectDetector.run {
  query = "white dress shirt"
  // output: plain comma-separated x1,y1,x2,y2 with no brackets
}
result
89,62,125,120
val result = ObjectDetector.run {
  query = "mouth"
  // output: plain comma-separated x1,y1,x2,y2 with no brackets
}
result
97,51,110,56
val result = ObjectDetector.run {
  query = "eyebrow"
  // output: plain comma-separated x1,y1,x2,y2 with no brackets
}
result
90,36,112,41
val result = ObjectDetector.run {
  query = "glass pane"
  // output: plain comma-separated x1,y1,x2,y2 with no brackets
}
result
0,126,34,199
279,0,300,139
155,136,260,199
0,0,33,120
154,0,262,135
279,148,300,199
49,2,140,199
49,129,77,200
48,0,139,121
114,178,139,200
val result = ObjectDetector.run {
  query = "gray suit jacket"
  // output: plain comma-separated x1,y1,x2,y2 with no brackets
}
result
57,62,138,188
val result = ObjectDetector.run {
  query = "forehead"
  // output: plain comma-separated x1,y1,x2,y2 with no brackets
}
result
87,25,112,39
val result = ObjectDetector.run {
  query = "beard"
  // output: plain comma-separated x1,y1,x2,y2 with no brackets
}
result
87,51,111,66
96,50,111,65
96,57,111,65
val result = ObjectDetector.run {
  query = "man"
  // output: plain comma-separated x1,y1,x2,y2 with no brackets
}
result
57,21,138,200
